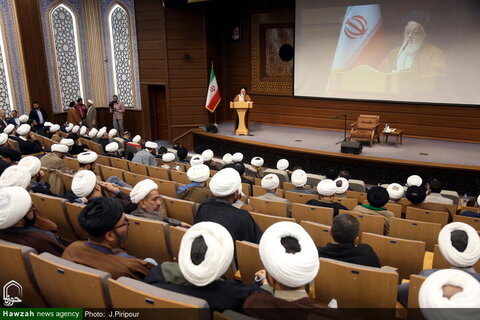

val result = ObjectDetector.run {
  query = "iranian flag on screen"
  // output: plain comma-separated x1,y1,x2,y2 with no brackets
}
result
330,4,385,71
205,65,221,113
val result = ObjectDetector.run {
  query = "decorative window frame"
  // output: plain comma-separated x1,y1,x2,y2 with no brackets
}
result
105,2,137,108
0,10,16,112
47,2,86,111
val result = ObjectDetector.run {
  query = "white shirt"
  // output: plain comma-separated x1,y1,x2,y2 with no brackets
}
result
425,193,454,205
36,110,44,124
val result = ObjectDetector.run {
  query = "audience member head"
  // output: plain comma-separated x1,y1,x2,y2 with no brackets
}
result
202,149,214,162
406,174,423,187
291,169,307,188
276,159,289,171
71,170,100,199
334,177,349,195
0,147,22,164
78,197,128,248
223,161,246,177
427,178,443,193
251,157,264,168
317,179,336,200
123,131,131,140
19,114,29,124
0,133,8,146
76,98,83,104
0,165,31,189
145,141,158,155
77,151,98,171
190,154,204,166
325,167,339,180
367,186,389,208
51,144,68,158
18,156,41,181
178,222,234,286
177,147,188,161
132,135,141,144
259,222,319,290
68,101,75,109
108,129,117,139
158,146,167,155
71,125,80,134
162,152,175,164
222,153,233,165
187,165,210,183
130,179,162,214
209,167,241,203
232,152,243,163
105,142,119,154
88,128,98,139
406,186,427,204
338,170,351,180
50,124,60,134
387,183,405,200
194,145,206,155
3,123,14,134
261,174,280,192
438,222,480,268
331,214,360,244
16,124,31,137
0,187,33,229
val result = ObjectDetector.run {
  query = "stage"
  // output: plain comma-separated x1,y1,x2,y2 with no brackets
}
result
193,122,480,194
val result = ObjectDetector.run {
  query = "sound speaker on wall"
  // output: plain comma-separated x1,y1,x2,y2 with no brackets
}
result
341,141,362,154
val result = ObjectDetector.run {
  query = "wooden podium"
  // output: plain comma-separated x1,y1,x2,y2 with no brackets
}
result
230,101,253,135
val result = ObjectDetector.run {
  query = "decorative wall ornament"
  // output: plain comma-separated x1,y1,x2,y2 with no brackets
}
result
108,4,134,108
250,12,293,96
0,20,13,113
50,4,84,110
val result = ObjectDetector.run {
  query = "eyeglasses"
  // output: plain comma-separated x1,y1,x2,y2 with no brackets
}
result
113,217,129,229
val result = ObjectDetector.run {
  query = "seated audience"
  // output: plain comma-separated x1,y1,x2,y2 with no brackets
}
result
37,122,53,139
318,214,380,267
0,187,65,256
244,222,346,319
245,156,264,179
290,169,316,195
49,124,62,142
424,178,453,205
257,174,291,215
397,222,480,307
18,156,55,196
0,147,21,175
161,152,180,171
144,222,266,312
3,123,17,141
406,174,423,187
334,177,349,198
68,133,86,156
418,269,480,320
353,186,394,234
325,167,339,180
40,144,70,195
60,138,74,156
461,195,480,218
201,149,216,170
0,165,31,189
96,128,110,151
130,179,190,227
276,158,289,172
176,147,189,164
62,197,154,279
131,141,157,167
105,142,121,158
194,167,262,244
386,183,404,202
306,179,347,216
16,124,43,155
406,186,450,213
222,153,233,166
177,164,213,203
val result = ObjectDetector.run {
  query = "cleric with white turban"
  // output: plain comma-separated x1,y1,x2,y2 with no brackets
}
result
209,167,241,197
232,152,243,162
132,135,141,144
130,179,158,204
77,151,98,164
16,124,31,136
145,141,157,150
178,222,234,286
438,222,480,268
190,155,204,166
259,222,319,288
105,142,119,153
201,149,214,162
251,157,264,168
187,164,210,183
18,156,41,177
222,153,233,164
51,144,69,153
162,152,175,163
334,177,349,195
387,183,404,200
71,170,97,198
261,174,279,190
291,169,307,187
3,124,14,134
0,187,32,229
317,179,337,196
407,175,422,187
0,165,31,189
0,133,8,146
88,128,98,139
276,159,289,171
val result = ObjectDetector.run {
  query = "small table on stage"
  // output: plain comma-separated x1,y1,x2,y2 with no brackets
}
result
381,129,403,147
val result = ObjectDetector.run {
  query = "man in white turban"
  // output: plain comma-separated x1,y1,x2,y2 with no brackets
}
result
18,156,55,196
131,141,157,167
222,153,233,165
76,151,131,189
276,159,289,171
160,152,180,171
201,149,215,170
143,222,268,312
16,124,43,155
0,132,8,147
306,179,348,216
419,269,480,320
406,174,423,187
256,174,291,215
177,165,214,203
195,167,262,244
232,152,243,163
290,169,316,195
105,142,121,158
397,222,480,307
387,183,404,202
130,179,190,228
0,165,32,189
245,156,264,179
334,177,349,198
40,144,71,195
244,222,344,316
190,154,204,166
0,186,65,256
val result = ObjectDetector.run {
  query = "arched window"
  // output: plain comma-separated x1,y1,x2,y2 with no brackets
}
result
50,4,84,110
108,4,134,108
0,15,14,113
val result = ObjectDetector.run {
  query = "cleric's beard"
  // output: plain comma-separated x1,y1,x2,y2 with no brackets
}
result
401,37,425,56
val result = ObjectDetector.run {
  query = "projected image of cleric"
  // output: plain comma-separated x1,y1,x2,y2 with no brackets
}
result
379,11,445,78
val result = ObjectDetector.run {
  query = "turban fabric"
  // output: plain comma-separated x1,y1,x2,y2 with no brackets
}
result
71,170,97,198
51,144,68,153
77,152,98,164
335,177,349,194
232,152,243,162
145,141,157,149
18,156,41,177
88,128,98,138
105,142,119,153
317,179,336,196
291,170,307,187
130,179,158,204
261,174,279,190
407,175,422,187
190,155,204,166
438,222,480,268
209,168,241,197
251,157,264,167
187,165,210,183
276,159,289,171
222,153,233,164
201,149,214,161
0,187,32,229
387,183,404,200
0,165,31,188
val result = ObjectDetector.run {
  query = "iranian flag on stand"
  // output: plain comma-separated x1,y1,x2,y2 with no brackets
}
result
205,65,221,113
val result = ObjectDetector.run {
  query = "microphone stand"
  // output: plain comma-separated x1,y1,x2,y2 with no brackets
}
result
332,113,351,145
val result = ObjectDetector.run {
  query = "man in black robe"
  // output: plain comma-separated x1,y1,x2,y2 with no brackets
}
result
16,124,43,155
306,179,347,216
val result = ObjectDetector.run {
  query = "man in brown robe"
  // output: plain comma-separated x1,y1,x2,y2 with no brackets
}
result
62,197,153,280
0,186,65,256
40,144,71,195
353,186,394,235
177,164,213,204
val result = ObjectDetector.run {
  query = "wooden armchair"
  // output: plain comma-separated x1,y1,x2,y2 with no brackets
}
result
349,115,381,146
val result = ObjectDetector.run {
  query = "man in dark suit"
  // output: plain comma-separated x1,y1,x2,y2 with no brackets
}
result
28,102,48,127
6,110,20,127
0,110,8,132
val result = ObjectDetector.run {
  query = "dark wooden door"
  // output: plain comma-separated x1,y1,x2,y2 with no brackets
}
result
149,85,169,140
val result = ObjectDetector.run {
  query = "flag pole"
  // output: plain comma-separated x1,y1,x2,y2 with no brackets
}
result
211,61,218,126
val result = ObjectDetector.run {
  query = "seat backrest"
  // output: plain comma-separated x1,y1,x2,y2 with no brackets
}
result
96,155,111,167
292,203,333,225
63,157,79,171
99,165,125,182
43,138,55,149
357,115,379,129
168,225,188,260
123,171,147,188
249,197,288,217
0,240,46,307
162,196,196,225
346,190,367,203
124,215,172,263
305,173,324,188
252,185,283,198
29,252,111,308
108,277,209,320
384,202,402,218
109,157,129,171
406,206,449,227
249,212,295,232
30,193,77,242
241,183,252,197
339,210,384,236
263,168,290,186
152,178,177,198
348,179,366,192
128,161,149,176
65,202,89,240
300,221,331,247
389,217,441,251
333,197,358,211
282,182,296,191
60,172,74,192
315,258,398,308
407,275,426,309
452,215,480,231
170,170,191,184
440,190,459,205
284,191,317,204
235,240,262,284
432,244,480,270
79,138,92,149
362,232,425,282
148,166,171,181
